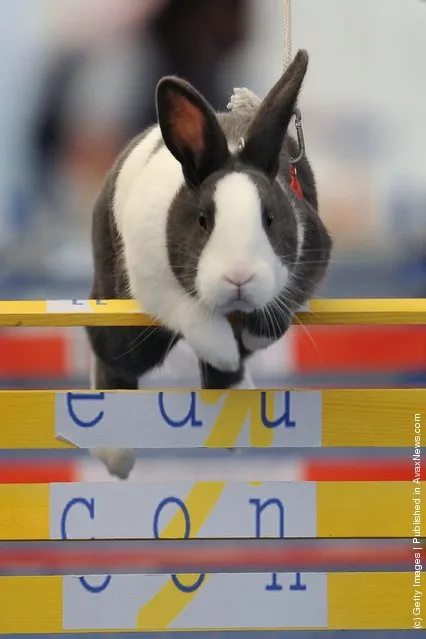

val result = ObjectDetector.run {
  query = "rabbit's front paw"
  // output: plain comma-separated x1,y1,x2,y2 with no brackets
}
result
183,316,240,372
241,329,274,352
91,447,136,480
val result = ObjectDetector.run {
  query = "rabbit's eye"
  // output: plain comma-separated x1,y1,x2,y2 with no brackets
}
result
262,206,273,228
199,212,207,229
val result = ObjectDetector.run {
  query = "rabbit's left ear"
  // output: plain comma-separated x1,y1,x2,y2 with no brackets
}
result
240,50,309,180
156,77,230,186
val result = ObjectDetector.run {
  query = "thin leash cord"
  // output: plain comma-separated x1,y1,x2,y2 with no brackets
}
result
284,0,292,71
238,0,304,161
284,0,305,164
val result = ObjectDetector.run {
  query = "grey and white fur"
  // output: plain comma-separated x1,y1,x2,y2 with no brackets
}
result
86,50,332,479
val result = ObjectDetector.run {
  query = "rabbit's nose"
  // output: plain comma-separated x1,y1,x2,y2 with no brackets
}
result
224,266,255,288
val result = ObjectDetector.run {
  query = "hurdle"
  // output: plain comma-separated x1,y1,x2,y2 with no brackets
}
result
0,298,424,634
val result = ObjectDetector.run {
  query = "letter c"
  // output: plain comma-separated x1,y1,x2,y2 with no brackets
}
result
61,497,111,593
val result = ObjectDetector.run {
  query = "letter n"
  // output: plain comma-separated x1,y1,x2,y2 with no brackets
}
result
249,498,284,591
249,497,307,593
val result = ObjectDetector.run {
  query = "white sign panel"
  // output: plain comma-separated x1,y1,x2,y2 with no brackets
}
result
55,390,322,448
63,572,327,631
50,482,317,540
54,481,320,629
54,480,322,631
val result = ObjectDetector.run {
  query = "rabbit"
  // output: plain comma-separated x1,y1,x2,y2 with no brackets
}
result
86,49,332,479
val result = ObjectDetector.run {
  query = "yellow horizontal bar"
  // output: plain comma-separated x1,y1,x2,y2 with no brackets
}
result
0,389,424,449
0,576,63,634
0,485,50,540
328,572,413,630
0,573,414,633
322,388,426,446
0,298,426,327
0,391,70,449
0,299,156,328
302,297,426,325
317,482,423,537
0,482,421,541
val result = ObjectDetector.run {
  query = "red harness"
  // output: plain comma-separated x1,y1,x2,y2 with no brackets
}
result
290,164,303,200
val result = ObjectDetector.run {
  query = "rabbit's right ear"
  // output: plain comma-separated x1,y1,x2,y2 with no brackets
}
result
156,77,230,187
240,50,309,180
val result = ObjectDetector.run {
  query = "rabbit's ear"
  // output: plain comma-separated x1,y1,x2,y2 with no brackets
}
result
240,50,309,180
156,77,230,186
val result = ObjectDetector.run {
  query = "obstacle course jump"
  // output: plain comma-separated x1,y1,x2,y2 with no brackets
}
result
0,299,424,633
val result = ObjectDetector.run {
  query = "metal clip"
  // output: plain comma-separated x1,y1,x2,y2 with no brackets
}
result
289,107,305,164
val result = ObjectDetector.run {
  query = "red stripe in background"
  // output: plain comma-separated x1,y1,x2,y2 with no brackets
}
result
0,543,420,572
294,325,426,373
0,461,76,484
0,332,68,378
305,460,426,482
2,326,426,378
0,458,421,484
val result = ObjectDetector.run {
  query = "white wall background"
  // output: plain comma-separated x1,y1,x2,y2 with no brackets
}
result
0,0,425,251
225,0,426,250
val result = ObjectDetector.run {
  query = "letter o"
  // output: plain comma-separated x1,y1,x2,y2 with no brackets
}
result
153,497,205,593
153,497,191,539
171,574,205,592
